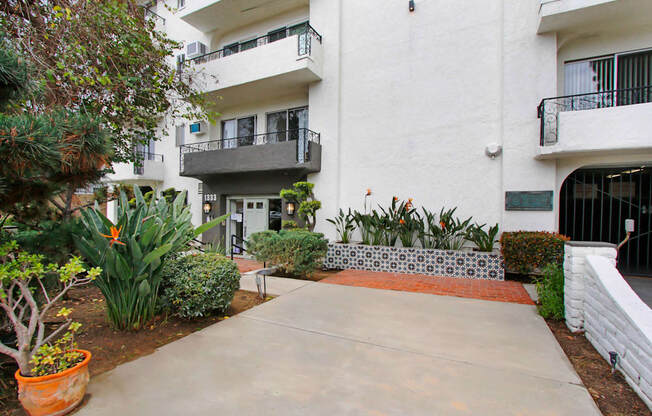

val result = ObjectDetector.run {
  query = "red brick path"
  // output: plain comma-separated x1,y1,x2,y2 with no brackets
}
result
321,269,534,305
233,258,265,274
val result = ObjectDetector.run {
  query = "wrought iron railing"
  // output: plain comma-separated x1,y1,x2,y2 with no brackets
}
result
133,152,164,175
537,85,652,146
139,6,165,25
187,22,322,65
179,128,320,173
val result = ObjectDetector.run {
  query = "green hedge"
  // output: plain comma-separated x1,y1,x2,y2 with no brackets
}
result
160,253,240,319
247,229,328,277
499,231,570,275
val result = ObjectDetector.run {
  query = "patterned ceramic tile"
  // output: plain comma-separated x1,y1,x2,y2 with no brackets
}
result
324,243,505,281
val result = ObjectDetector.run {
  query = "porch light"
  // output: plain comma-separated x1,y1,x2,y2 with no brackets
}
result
409,0,415,12
203,201,212,215
286,202,296,216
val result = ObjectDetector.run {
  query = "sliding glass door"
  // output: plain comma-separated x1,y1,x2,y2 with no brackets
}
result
266,111,287,143
289,107,309,162
221,116,256,148
564,49,652,107
617,50,652,105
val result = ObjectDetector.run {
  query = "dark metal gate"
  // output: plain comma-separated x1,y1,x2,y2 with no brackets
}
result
560,166,651,276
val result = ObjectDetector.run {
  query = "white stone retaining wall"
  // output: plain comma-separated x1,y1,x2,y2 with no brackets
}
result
564,242,652,410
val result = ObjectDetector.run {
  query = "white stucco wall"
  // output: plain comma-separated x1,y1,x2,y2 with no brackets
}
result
133,0,652,242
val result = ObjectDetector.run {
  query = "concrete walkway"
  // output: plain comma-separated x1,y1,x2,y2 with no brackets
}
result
78,283,600,415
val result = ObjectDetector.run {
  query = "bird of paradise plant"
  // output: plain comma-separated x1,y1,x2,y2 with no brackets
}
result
76,187,227,330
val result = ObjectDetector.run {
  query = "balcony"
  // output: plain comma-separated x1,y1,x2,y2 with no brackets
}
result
537,0,652,34
179,128,321,177
109,153,165,183
187,24,322,109
178,0,308,33
536,86,652,159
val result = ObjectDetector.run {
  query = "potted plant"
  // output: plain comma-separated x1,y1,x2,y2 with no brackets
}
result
0,241,100,416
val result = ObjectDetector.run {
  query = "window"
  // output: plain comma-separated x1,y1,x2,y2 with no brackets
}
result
288,22,308,36
240,38,258,51
175,124,185,147
223,42,239,57
266,107,308,143
177,0,185,9
267,27,286,43
221,116,256,148
176,54,185,72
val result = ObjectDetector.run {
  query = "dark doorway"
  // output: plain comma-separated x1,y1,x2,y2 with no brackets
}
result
560,166,651,276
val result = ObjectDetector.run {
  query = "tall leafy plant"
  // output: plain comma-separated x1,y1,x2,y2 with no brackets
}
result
326,209,355,243
76,188,226,330
466,223,500,252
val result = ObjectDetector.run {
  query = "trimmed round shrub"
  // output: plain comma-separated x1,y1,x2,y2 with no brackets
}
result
500,231,570,275
248,229,328,277
160,253,240,319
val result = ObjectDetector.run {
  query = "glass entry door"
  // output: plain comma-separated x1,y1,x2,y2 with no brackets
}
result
243,198,268,242
289,107,309,162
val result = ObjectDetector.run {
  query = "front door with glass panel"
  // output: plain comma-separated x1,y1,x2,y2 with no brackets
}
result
243,199,268,242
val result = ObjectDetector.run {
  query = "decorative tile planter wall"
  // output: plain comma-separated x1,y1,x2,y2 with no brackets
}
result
324,243,504,281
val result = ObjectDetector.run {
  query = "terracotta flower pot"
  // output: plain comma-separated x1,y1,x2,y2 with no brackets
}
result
15,349,92,416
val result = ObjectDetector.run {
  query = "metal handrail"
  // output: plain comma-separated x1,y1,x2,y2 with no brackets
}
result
134,152,164,162
231,234,246,260
187,22,322,65
537,85,652,146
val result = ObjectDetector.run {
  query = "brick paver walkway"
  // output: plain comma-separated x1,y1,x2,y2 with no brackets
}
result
233,258,265,274
321,269,534,305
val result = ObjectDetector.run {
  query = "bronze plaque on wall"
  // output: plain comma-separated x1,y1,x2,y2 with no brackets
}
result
505,191,553,211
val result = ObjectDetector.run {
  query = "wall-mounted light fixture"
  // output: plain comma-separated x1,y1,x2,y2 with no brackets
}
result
202,201,212,215
409,0,415,12
286,202,296,216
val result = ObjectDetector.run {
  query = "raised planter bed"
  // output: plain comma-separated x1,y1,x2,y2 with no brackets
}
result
324,243,504,281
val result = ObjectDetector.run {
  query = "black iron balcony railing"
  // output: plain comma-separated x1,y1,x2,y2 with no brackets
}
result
139,6,165,25
179,128,320,173
133,152,164,175
537,85,652,146
187,22,322,66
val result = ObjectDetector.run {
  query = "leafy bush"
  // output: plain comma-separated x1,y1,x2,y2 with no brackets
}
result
466,223,499,252
248,229,328,277
76,187,226,330
160,253,240,319
279,181,321,231
536,263,565,319
500,231,569,275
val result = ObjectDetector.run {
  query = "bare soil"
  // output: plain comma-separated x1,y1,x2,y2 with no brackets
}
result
547,319,651,416
0,286,267,415
271,267,342,281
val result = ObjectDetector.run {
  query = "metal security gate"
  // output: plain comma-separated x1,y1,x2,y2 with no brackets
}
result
560,166,651,276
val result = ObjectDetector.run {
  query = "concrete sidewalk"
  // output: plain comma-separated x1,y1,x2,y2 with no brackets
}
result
78,283,600,415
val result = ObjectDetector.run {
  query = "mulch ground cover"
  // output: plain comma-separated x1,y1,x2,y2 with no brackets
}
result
547,319,651,416
1,286,268,415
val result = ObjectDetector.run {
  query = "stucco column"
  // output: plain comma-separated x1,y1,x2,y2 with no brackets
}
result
563,241,618,333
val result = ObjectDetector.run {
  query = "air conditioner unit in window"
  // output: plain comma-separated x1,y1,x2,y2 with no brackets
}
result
189,121,207,136
186,41,207,59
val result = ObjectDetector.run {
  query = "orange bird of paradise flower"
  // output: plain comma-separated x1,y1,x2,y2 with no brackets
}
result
366,188,372,196
399,219,406,225
101,226,126,247
440,221,446,229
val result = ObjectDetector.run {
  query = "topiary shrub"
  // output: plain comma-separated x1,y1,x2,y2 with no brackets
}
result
535,263,565,319
500,231,570,275
159,253,240,319
248,229,328,277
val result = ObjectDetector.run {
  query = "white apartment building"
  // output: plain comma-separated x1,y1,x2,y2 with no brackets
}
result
108,0,652,276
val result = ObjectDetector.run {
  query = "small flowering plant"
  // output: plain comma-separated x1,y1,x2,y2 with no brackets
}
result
0,241,100,376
